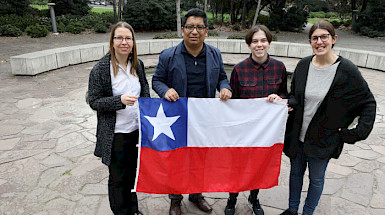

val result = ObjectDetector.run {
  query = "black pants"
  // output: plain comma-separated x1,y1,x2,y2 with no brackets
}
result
108,131,139,215
229,189,259,202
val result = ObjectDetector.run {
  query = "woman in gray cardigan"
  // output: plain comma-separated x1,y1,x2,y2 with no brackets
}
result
88,22,150,215
281,21,376,215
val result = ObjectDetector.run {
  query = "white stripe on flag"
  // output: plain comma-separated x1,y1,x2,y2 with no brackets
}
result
187,98,288,147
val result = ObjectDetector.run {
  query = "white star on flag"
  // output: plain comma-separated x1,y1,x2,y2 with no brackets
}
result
144,104,180,141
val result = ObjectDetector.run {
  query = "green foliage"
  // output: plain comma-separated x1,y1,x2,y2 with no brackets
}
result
57,22,66,33
123,0,176,31
50,0,90,16
99,12,115,24
30,0,48,5
325,12,339,19
331,20,341,28
80,13,104,29
0,0,32,16
0,14,40,31
153,32,180,39
232,25,240,31
343,19,352,27
295,0,330,12
257,15,269,26
227,33,245,40
66,22,84,34
94,22,108,33
0,24,23,37
268,5,309,32
208,30,219,37
26,23,49,38
355,0,385,37
309,12,325,18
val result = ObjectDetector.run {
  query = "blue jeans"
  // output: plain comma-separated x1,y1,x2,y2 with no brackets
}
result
288,143,330,215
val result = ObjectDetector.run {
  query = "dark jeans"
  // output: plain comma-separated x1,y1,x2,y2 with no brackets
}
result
229,189,259,202
288,141,330,215
169,193,203,200
108,131,140,215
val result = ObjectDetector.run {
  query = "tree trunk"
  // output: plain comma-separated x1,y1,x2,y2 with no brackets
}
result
118,0,122,22
241,0,247,29
230,0,235,24
252,0,262,26
204,0,207,13
176,0,181,37
113,0,117,23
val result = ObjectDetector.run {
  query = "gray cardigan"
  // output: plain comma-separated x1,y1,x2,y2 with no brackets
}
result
88,54,150,166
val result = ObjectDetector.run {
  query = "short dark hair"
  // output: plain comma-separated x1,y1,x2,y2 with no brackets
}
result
309,21,336,48
245,25,273,45
182,8,208,27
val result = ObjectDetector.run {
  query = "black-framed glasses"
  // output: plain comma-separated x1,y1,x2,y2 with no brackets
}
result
113,36,133,43
310,34,331,43
183,25,207,32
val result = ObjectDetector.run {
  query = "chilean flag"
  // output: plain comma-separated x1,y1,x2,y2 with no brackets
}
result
135,97,288,194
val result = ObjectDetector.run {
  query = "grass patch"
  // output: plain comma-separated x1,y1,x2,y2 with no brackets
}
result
307,18,340,24
30,4,113,13
91,7,113,13
30,4,48,10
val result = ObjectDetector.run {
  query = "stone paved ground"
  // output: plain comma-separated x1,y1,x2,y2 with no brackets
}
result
0,27,385,214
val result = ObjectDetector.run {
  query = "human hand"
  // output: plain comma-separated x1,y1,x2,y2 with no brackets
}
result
266,94,282,102
287,104,293,111
219,88,232,101
164,88,179,102
121,94,139,106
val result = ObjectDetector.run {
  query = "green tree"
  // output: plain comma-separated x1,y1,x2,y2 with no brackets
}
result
0,0,31,16
123,0,176,31
50,0,90,16
355,0,385,37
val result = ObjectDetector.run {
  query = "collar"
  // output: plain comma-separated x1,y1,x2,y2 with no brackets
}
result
249,54,270,69
181,41,206,57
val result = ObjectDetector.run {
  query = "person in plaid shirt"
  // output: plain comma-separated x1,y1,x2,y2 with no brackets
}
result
225,25,288,215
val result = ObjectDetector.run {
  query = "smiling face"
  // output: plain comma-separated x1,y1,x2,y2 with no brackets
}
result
182,16,208,50
248,30,270,63
309,28,337,56
113,27,133,58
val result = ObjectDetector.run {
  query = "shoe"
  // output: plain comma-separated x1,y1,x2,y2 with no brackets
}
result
247,195,264,215
280,208,298,215
188,196,213,213
224,198,236,215
133,211,143,215
169,199,182,215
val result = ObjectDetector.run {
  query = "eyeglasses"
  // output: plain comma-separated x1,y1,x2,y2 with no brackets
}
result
113,36,133,43
183,25,207,32
310,34,331,43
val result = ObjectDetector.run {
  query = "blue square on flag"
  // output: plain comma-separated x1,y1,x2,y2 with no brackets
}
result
139,98,187,151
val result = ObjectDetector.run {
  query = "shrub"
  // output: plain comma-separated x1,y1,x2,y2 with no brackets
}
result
57,22,66,33
343,19,352,27
0,24,23,37
99,12,115,25
309,12,325,18
0,14,40,31
257,15,269,26
153,32,179,39
272,6,308,32
232,25,240,31
0,0,32,16
66,22,84,34
94,22,108,33
80,13,104,29
50,0,90,16
325,12,338,19
26,24,49,38
331,20,341,28
227,33,245,40
208,30,219,37
123,0,176,31
355,0,385,37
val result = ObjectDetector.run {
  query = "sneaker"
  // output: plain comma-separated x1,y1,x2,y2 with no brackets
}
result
280,208,298,215
247,196,264,215
224,198,236,215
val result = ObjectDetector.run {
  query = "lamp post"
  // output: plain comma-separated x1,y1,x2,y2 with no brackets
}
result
48,3,59,35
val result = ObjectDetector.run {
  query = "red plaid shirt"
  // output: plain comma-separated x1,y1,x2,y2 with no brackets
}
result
230,55,288,99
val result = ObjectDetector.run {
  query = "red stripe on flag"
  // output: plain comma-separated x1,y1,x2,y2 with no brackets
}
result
136,144,284,194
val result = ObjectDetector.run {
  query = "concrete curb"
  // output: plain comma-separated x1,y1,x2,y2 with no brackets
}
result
10,39,385,75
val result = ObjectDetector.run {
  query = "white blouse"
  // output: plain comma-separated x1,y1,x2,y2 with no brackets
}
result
110,62,141,133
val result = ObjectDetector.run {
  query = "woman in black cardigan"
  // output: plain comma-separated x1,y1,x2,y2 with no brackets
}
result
88,22,150,215
281,21,376,215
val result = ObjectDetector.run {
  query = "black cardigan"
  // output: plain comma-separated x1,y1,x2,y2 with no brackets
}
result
88,54,150,166
284,56,376,159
